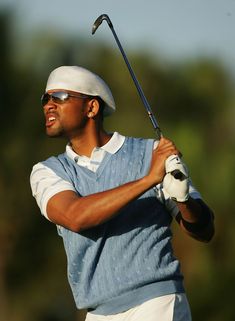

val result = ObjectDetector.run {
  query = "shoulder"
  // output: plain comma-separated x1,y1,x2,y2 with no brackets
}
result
30,155,63,180
31,152,76,186
30,160,59,180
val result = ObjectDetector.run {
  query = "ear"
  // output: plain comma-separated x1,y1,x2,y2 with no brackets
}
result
87,99,100,118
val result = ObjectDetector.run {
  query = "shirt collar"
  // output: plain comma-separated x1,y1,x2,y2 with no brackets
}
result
66,132,125,161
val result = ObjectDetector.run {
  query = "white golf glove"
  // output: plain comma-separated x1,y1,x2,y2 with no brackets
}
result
163,155,190,202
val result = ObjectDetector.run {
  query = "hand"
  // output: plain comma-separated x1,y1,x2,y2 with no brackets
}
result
148,137,181,185
163,159,189,202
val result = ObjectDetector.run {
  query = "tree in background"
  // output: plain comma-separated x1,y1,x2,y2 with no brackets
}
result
0,10,235,321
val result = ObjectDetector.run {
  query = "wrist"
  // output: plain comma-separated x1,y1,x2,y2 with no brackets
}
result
144,173,162,188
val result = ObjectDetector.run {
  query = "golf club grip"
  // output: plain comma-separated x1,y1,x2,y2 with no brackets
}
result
155,128,184,180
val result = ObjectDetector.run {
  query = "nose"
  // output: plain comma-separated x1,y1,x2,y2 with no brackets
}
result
43,101,57,113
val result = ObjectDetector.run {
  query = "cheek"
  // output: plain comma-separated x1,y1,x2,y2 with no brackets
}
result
61,105,87,126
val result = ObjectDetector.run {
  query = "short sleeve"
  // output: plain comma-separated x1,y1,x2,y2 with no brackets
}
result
30,162,76,219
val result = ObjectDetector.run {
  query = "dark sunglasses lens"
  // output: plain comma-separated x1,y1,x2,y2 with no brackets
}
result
52,92,69,102
41,92,69,106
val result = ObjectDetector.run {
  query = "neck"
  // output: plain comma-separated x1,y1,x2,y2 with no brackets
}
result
69,124,111,157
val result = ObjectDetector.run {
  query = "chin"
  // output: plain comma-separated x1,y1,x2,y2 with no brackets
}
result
46,129,63,138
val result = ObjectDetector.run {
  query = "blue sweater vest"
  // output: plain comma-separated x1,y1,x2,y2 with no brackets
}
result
42,136,184,315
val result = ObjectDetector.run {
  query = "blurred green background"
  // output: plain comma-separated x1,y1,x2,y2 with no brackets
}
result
0,2,235,321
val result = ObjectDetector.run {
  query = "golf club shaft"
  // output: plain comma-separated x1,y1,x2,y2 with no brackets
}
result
92,14,162,140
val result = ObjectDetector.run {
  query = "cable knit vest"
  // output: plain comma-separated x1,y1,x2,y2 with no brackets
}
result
42,136,184,315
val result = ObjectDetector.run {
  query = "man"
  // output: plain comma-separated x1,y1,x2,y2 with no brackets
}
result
30,65,214,321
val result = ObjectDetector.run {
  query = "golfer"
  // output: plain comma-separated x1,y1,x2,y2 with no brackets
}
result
30,65,214,321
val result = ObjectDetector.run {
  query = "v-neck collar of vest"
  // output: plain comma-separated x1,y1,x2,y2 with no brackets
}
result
72,151,114,180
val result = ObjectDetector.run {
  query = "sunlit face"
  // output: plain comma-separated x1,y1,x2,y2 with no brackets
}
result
42,89,90,139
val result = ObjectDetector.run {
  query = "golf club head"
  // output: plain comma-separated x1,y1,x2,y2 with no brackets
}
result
92,14,113,34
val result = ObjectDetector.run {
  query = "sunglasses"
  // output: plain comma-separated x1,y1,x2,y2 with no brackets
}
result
41,91,90,107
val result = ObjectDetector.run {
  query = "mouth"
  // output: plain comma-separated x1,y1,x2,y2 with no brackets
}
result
45,113,57,127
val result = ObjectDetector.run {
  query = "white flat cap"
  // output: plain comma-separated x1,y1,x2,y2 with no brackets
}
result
45,66,116,116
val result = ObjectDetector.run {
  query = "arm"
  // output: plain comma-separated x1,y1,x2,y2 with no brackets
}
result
46,137,179,232
175,198,215,242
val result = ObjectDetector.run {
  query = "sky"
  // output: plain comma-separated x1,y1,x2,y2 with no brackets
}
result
1,0,235,73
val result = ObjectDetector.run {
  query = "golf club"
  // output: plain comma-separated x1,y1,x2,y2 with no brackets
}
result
92,14,161,139
92,14,183,180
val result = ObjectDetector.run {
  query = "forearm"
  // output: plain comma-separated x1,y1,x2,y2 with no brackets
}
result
47,175,156,232
176,198,215,242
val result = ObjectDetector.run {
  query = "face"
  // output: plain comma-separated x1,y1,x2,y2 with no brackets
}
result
42,90,91,139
